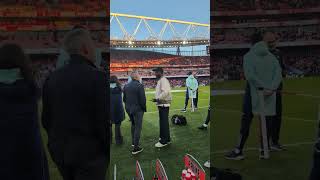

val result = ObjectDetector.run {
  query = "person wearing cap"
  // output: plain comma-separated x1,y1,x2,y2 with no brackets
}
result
152,67,172,148
181,71,198,112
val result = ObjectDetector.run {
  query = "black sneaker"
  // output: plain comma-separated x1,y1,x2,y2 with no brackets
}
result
198,124,208,130
271,144,286,151
132,147,143,155
225,149,244,160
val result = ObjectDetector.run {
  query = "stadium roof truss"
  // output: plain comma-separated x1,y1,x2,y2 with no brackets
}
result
110,13,210,48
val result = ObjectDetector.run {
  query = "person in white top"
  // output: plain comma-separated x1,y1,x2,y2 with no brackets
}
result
152,67,172,148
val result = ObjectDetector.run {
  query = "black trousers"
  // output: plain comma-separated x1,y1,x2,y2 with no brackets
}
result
56,156,107,180
184,89,198,108
129,111,144,147
309,123,320,180
111,123,122,144
158,106,171,144
272,91,283,145
204,107,211,125
236,83,254,151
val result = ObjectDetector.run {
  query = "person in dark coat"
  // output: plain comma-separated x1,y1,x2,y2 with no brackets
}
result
310,116,320,180
123,71,146,155
0,43,49,180
42,29,109,180
110,75,125,145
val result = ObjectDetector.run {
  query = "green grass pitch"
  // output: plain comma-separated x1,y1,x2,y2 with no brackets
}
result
211,77,320,180
40,77,319,179
41,86,211,179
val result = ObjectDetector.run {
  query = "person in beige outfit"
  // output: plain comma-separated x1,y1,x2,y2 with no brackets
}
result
152,67,172,148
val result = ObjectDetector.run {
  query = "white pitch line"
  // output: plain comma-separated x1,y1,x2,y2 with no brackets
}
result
210,90,320,99
214,108,317,123
213,141,315,155
295,94,320,98
145,106,209,114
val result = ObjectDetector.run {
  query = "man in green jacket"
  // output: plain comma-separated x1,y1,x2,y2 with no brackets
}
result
243,40,282,158
182,71,199,112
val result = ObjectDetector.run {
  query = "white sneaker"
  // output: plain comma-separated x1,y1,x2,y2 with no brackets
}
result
204,161,210,168
155,142,168,148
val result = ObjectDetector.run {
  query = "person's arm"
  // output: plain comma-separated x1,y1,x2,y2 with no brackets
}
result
270,59,283,91
94,71,109,157
123,85,127,103
194,78,199,91
138,84,147,112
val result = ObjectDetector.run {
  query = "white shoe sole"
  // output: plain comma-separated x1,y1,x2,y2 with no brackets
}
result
155,143,169,148
132,149,143,155
225,156,244,160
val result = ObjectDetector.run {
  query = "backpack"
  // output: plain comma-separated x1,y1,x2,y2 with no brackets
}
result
171,115,187,126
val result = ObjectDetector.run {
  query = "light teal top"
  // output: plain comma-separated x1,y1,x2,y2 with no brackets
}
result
243,41,282,116
0,68,22,84
186,75,198,98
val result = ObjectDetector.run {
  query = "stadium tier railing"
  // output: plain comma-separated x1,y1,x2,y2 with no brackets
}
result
213,40,320,50
211,7,320,17
213,19,320,29
24,48,107,55
116,74,210,80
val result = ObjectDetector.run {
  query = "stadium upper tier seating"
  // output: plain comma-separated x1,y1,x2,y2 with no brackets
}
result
0,0,106,12
0,30,107,49
213,0,320,11
213,25,320,44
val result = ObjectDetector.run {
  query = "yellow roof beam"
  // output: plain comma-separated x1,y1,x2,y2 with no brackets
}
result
111,13,209,27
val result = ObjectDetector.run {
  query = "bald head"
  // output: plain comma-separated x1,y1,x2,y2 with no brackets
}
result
63,28,96,62
130,71,140,81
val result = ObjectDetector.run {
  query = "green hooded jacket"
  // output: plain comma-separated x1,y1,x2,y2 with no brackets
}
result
243,41,282,116
186,75,198,98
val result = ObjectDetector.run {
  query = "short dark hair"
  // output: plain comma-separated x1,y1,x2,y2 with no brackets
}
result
251,29,263,44
152,67,163,74
0,43,35,85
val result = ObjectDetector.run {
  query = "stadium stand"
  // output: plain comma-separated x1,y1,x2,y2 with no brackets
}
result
213,0,320,11
211,0,320,80
110,50,210,88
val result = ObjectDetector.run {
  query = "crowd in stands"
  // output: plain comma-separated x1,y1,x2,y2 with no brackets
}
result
110,50,210,88
213,0,320,11
211,51,320,80
0,30,107,48
213,25,320,44
0,0,106,11
111,50,209,68
29,52,210,89
0,20,106,31
118,76,210,89
111,68,210,78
